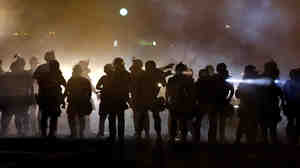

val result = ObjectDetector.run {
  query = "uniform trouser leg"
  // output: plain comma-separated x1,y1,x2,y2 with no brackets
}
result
245,121,258,144
98,112,107,136
169,114,178,140
135,108,150,137
1,112,13,136
180,119,188,141
40,112,48,137
193,114,203,142
219,112,226,142
135,108,147,137
117,111,125,141
144,112,150,136
36,107,41,135
235,118,245,143
79,115,86,138
286,116,295,143
208,113,218,143
15,110,29,136
68,114,77,137
260,122,269,143
269,121,278,144
152,111,162,138
108,112,117,140
49,116,58,137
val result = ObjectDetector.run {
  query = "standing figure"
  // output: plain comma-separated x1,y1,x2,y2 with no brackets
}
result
166,63,196,143
33,51,66,138
283,69,300,144
66,65,92,138
193,68,215,143
208,63,234,144
107,57,131,143
78,60,96,135
235,65,261,144
0,56,33,136
135,60,171,142
96,64,114,137
129,58,150,139
259,60,283,144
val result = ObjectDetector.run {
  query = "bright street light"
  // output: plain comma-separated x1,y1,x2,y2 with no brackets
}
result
120,8,128,16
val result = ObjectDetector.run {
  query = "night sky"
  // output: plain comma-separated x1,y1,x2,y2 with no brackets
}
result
1,0,300,78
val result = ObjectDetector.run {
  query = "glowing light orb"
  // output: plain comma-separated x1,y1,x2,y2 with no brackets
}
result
152,41,157,46
120,8,128,16
158,83,163,88
234,105,239,109
225,24,231,29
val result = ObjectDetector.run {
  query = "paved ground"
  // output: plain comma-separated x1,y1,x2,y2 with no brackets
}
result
0,137,298,168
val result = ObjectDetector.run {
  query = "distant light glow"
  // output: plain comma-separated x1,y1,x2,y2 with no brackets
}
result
158,83,163,88
234,105,239,109
226,78,285,85
139,40,156,46
49,32,56,36
225,24,231,29
12,32,20,36
226,78,244,83
152,41,157,46
113,40,118,47
120,8,128,16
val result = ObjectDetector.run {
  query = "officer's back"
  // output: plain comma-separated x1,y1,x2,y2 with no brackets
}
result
67,74,91,104
110,58,131,104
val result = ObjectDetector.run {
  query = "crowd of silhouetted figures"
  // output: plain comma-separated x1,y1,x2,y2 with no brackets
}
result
0,51,300,145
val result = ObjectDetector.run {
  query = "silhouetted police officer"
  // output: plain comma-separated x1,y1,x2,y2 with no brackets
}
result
193,68,215,143
66,64,92,138
167,63,196,143
135,60,170,142
283,68,300,144
33,51,66,138
96,63,114,137
107,57,131,143
129,58,150,139
259,60,283,144
235,65,261,144
209,63,234,144
78,60,95,135
0,56,33,136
